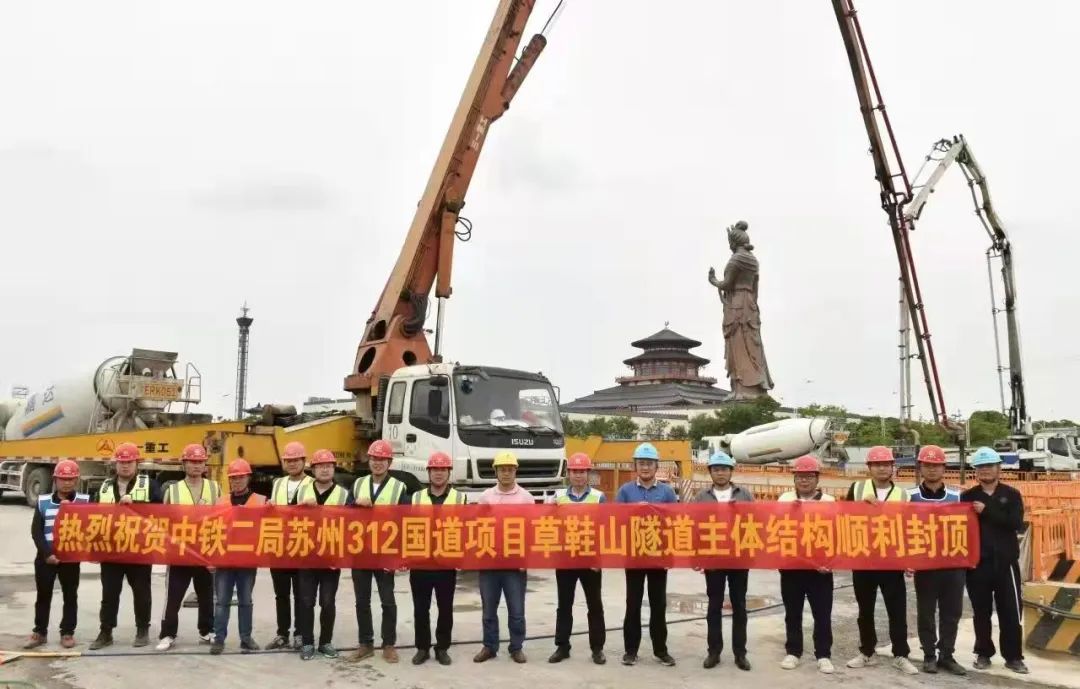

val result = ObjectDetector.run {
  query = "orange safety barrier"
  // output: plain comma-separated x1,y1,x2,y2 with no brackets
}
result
1029,509,1079,581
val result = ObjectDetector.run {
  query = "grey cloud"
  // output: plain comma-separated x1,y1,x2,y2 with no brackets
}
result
191,176,337,212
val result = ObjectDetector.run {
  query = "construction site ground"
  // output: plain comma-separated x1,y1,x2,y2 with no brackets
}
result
0,496,1074,689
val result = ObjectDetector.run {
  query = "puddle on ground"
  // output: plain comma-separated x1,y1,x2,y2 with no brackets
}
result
643,592,779,615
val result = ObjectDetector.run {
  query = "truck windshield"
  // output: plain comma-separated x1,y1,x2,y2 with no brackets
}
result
454,373,563,433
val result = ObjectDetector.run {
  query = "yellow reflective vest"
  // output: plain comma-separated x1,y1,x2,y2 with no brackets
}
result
271,475,314,506
98,475,151,503
296,482,349,506
412,488,466,505
852,479,907,502
555,488,603,504
166,478,219,505
352,475,406,505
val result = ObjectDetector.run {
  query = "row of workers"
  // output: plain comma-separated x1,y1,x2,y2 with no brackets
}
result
26,439,1026,674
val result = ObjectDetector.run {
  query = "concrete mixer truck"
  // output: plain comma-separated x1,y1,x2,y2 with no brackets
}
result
705,417,851,466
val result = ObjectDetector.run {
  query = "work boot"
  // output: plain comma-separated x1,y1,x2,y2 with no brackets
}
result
922,658,938,674
938,657,967,676
435,649,452,665
353,643,375,661
265,635,289,650
89,631,113,650
412,649,430,665
60,635,76,649
734,656,752,671
240,638,261,653
133,629,150,647
383,645,399,663
703,653,720,669
209,641,225,655
473,647,496,663
973,656,991,670
510,650,527,664
23,633,46,650
1005,660,1030,674
548,647,570,663
591,650,606,665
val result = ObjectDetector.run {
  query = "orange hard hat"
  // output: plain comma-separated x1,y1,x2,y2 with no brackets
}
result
113,442,142,463
227,459,252,477
917,445,947,465
866,445,895,464
53,459,80,479
367,439,393,460
792,455,821,473
567,452,592,471
181,443,208,463
282,441,307,461
427,452,452,469
310,449,336,465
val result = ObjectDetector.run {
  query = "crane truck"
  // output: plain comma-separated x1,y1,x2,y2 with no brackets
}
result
0,0,569,504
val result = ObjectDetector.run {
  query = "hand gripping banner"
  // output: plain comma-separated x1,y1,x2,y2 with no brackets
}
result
53,502,979,570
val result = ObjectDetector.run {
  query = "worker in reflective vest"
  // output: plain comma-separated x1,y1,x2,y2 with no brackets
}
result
844,446,917,675
266,440,314,651
295,449,352,661
546,452,607,666
90,442,163,651
777,455,835,675
692,451,755,671
25,460,90,650
209,459,267,655
350,439,410,663
156,443,220,652
410,452,466,666
907,445,967,676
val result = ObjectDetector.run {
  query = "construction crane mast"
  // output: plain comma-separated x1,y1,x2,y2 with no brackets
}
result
830,0,953,431
906,135,1033,445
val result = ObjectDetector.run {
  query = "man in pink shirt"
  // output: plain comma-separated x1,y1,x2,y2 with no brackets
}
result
473,451,534,664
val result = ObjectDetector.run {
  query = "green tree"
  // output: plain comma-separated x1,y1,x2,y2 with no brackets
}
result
668,426,688,440
583,417,612,437
643,418,670,439
716,396,781,434
607,416,640,439
561,415,588,437
689,411,726,441
799,403,849,419
968,410,1010,446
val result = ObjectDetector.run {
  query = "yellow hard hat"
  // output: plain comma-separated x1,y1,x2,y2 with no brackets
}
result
492,451,518,468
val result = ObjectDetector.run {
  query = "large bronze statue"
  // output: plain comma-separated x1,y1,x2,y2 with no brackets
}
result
708,221,775,400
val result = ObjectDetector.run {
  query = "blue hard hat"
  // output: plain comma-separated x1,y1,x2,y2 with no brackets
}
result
708,451,736,468
970,446,1002,467
633,442,660,461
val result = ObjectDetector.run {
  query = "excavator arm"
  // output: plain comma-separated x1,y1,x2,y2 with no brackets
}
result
344,0,549,417
906,135,1031,443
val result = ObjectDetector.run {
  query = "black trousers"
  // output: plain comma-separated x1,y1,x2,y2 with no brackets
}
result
33,558,80,636
914,569,965,661
270,568,300,639
352,569,397,646
411,570,457,652
705,569,748,657
852,570,910,658
297,568,341,647
779,569,832,659
967,558,1024,662
158,565,213,639
99,562,152,633
623,568,667,656
554,569,605,652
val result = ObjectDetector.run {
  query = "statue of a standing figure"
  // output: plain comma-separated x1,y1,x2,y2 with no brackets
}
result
708,220,775,400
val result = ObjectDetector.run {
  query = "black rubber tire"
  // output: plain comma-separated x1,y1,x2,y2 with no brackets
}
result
24,466,52,507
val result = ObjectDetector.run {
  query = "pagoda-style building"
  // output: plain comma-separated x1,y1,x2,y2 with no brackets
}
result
563,326,730,414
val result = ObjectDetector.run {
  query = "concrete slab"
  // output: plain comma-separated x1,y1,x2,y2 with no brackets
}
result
0,498,1069,689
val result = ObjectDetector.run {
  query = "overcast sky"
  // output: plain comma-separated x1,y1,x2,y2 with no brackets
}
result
2,1,1077,424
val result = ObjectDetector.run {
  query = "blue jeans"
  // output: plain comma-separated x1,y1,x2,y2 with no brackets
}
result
213,568,256,643
479,570,526,653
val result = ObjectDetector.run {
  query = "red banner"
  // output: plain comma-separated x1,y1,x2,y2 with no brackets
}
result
53,502,979,570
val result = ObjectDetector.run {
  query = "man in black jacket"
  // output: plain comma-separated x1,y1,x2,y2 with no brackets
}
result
961,447,1028,674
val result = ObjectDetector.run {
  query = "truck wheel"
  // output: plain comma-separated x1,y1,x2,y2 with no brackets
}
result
24,467,52,507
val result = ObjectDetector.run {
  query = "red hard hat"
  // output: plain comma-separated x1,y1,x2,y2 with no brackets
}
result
113,442,141,463
181,443,208,463
792,455,821,473
282,441,307,461
866,445,895,464
426,452,452,469
368,439,393,460
310,449,336,465
227,459,252,477
917,445,947,465
53,459,80,479
567,452,592,471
